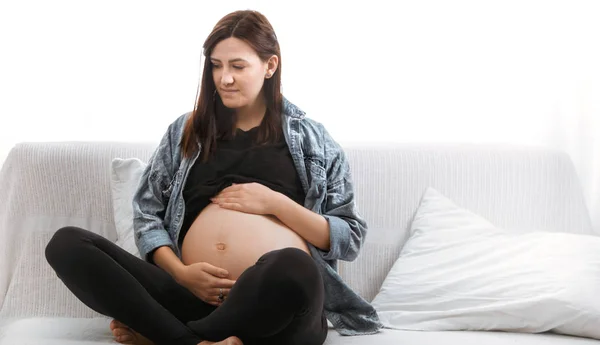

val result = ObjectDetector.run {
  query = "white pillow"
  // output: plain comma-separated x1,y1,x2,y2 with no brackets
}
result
372,187,600,340
109,157,147,258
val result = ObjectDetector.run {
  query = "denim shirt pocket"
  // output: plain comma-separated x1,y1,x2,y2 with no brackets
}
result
161,167,184,227
304,156,327,213
161,168,184,199
161,178,175,201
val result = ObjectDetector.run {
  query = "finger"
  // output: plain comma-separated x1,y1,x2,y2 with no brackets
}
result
209,278,236,289
210,294,224,306
210,196,227,203
212,193,240,203
214,278,236,288
209,287,232,296
218,202,243,211
199,293,219,306
201,262,230,278
218,197,241,204
206,298,219,307
215,190,237,198
221,184,243,193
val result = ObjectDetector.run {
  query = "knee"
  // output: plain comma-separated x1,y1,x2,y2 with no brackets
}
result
260,247,313,268
45,226,87,267
278,247,315,266
260,248,322,286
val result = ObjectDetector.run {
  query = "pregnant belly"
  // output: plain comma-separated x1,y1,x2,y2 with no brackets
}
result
180,203,311,280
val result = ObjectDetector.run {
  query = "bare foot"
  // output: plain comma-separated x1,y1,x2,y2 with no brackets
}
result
109,319,154,345
199,336,243,345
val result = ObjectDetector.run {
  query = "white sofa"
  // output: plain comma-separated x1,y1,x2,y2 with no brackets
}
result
0,141,597,345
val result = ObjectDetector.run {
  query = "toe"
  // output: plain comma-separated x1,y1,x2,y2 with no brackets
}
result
110,319,129,330
229,336,243,345
116,334,134,343
114,328,133,337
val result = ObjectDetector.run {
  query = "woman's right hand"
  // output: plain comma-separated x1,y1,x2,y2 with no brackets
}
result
176,262,236,306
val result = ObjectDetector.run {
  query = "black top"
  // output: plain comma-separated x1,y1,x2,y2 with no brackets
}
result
178,127,306,247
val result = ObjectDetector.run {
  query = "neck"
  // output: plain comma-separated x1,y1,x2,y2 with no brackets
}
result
236,94,267,130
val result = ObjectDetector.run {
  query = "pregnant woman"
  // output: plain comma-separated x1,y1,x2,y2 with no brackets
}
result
45,9,381,345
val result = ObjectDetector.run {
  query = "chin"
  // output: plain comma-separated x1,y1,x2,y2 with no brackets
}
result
221,98,246,109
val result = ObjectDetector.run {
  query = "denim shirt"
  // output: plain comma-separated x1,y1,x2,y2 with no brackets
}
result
132,97,383,336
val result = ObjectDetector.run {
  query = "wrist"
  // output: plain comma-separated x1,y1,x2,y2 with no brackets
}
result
173,263,188,284
153,245,188,283
270,191,289,216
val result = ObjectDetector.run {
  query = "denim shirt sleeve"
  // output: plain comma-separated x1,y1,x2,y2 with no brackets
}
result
132,123,179,263
318,125,368,262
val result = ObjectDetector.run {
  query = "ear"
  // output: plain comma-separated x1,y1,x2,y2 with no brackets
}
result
265,55,279,78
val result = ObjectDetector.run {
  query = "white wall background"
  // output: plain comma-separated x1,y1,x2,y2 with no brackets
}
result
1,0,598,231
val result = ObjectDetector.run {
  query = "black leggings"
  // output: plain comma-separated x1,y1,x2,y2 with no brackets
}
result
44,227,327,345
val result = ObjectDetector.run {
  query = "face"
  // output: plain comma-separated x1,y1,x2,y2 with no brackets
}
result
210,37,278,110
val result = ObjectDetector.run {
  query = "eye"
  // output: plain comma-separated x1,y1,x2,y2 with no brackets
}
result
233,65,244,70
211,63,221,69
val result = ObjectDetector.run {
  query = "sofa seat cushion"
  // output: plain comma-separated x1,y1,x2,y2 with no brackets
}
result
0,317,596,345
325,327,600,345
0,317,114,344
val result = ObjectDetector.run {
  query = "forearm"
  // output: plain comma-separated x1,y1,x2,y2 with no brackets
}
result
152,246,187,281
272,193,331,251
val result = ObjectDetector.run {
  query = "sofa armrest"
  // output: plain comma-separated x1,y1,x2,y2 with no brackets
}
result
0,141,155,316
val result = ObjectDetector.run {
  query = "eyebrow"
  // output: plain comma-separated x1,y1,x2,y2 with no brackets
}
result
210,58,248,63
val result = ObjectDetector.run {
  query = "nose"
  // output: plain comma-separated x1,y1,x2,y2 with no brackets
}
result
220,69,234,86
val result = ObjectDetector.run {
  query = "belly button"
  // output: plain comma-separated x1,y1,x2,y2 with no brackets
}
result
216,242,226,251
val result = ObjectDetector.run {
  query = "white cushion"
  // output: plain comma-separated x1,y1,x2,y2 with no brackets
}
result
371,187,600,340
109,158,147,258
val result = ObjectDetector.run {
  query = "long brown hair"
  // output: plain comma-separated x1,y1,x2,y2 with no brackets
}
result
180,10,283,161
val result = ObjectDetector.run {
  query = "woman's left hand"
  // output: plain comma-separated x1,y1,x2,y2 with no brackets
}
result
211,182,281,215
